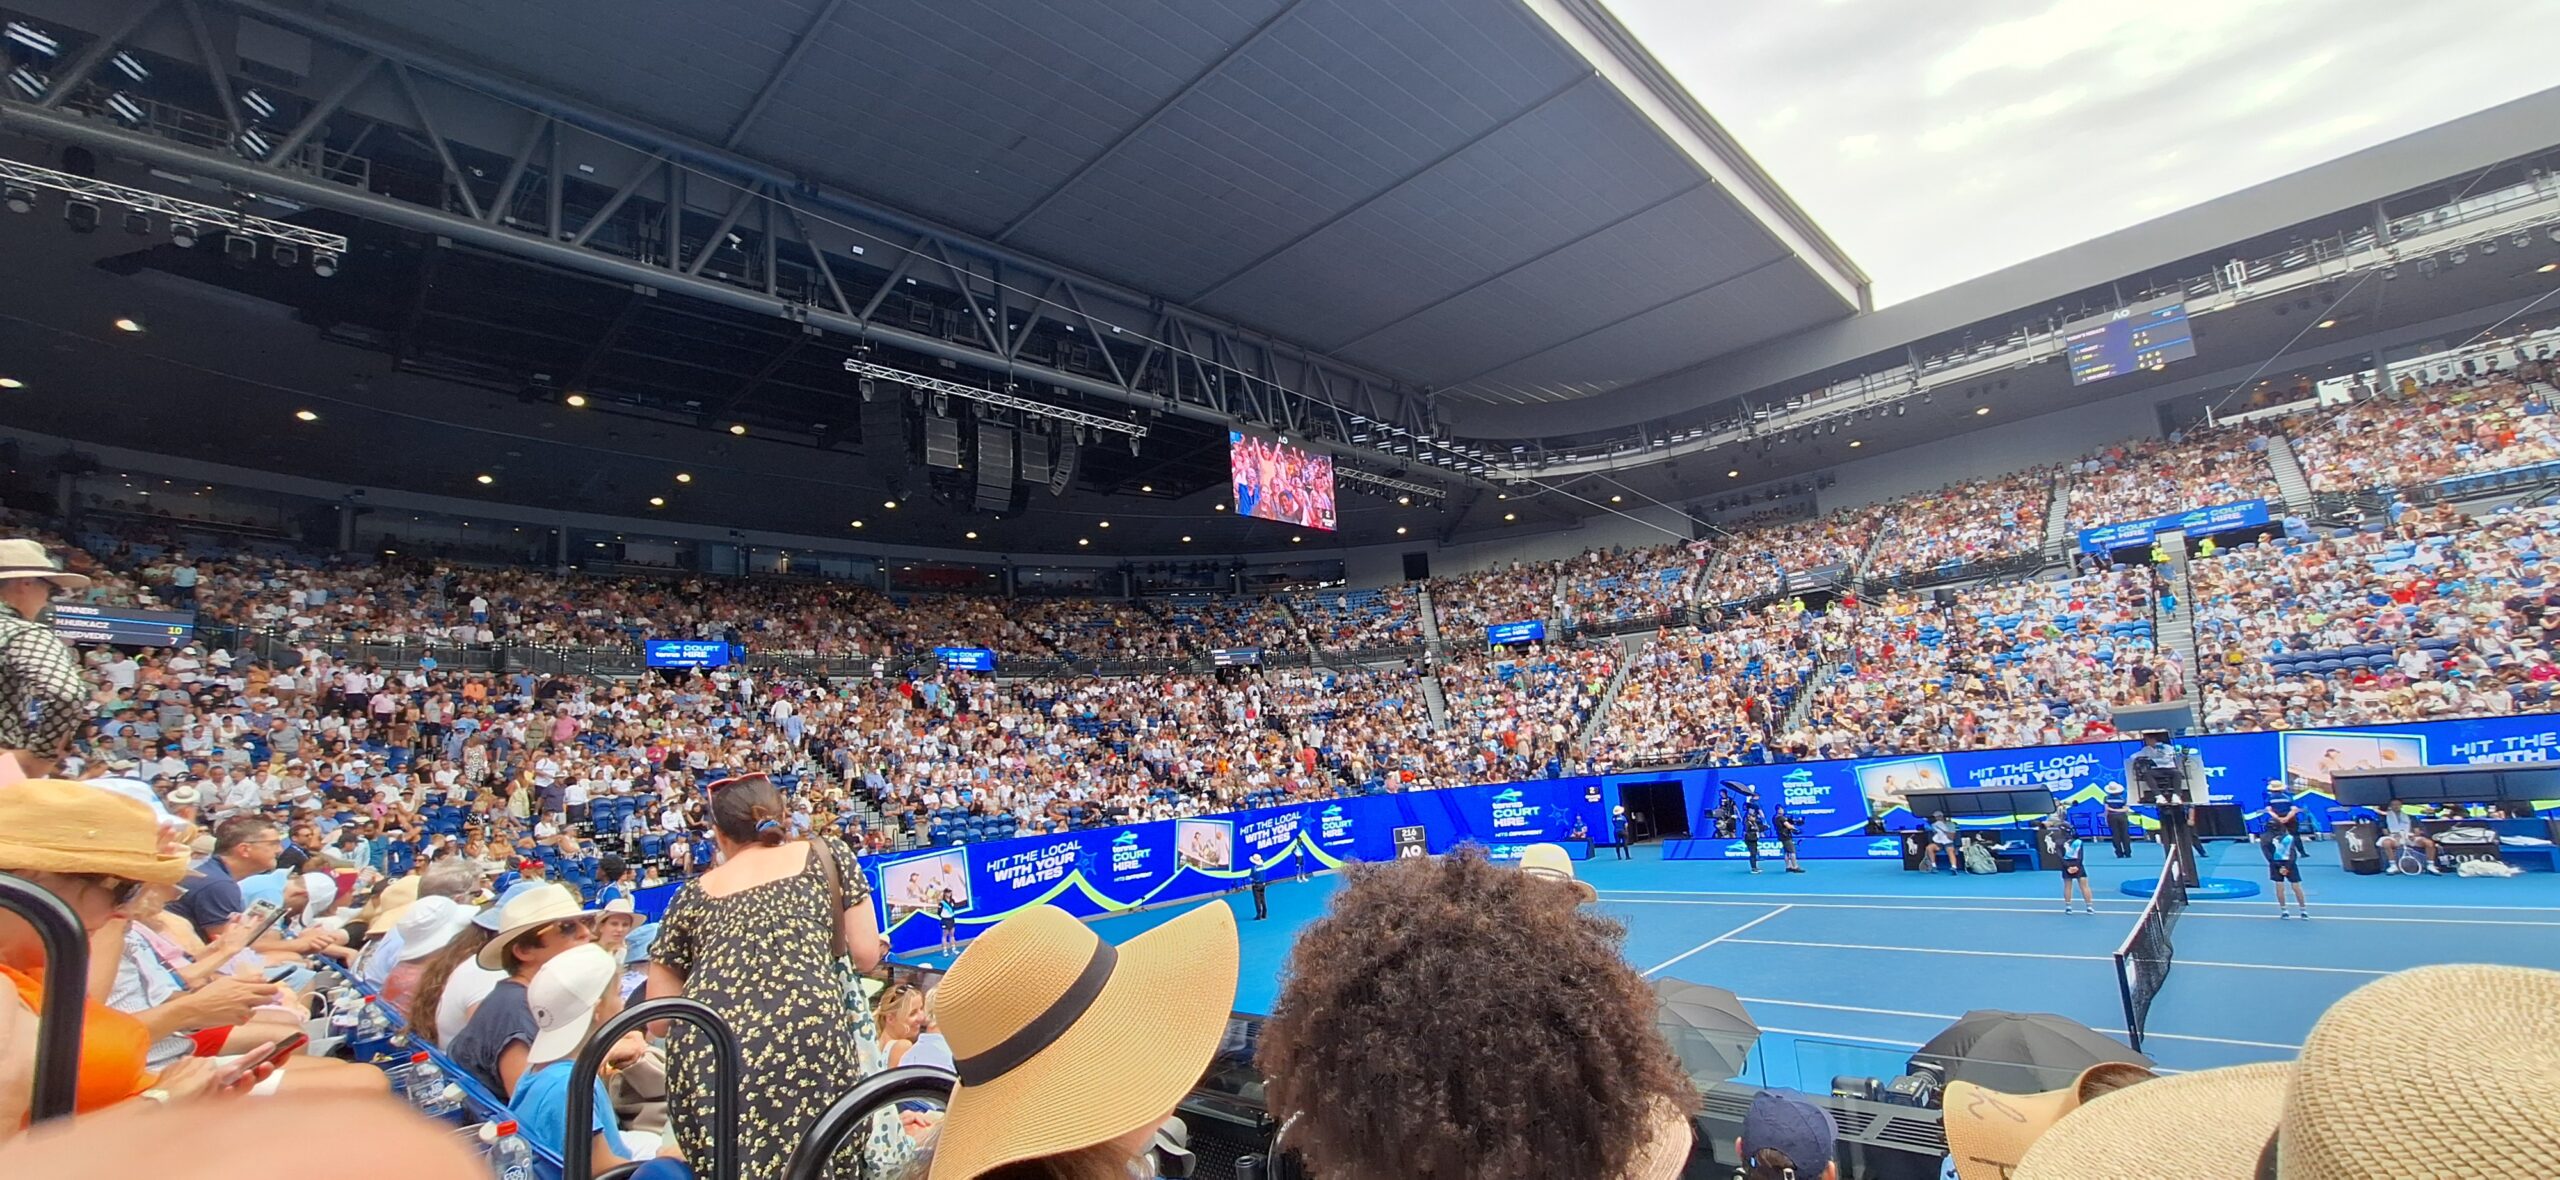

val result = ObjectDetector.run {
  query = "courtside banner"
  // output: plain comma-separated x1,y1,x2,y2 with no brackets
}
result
2077,499,2269,553
868,712,2560,950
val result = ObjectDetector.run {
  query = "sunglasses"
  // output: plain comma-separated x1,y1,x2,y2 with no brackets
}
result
69,874,148,909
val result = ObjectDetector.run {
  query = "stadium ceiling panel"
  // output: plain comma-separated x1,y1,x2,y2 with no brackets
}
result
320,0,1867,405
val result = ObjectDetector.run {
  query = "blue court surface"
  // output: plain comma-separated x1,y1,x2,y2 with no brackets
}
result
898,841,2560,1091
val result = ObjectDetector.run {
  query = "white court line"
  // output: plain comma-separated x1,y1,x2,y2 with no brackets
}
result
1719,937,2390,976
1640,905,1793,977
1736,997,2304,1052
1599,896,2560,928
1597,880,2560,911
1755,1025,1925,1049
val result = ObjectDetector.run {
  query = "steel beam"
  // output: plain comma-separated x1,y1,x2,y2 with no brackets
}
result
568,151,663,248
682,180,758,278
723,0,848,150
482,115,547,225
33,0,166,111
174,0,240,136
265,53,377,165
390,63,479,220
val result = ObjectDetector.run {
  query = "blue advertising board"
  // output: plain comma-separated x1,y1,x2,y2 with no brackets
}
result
2077,499,2270,553
643,638,734,668
1487,620,1547,645
934,646,998,672
857,712,2560,951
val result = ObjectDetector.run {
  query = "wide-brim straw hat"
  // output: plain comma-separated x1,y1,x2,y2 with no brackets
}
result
2016,964,2560,1178
0,538,90,589
474,883,598,970
0,780,187,885
927,903,1239,1180
1942,1062,2157,1180
1516,842,1596,902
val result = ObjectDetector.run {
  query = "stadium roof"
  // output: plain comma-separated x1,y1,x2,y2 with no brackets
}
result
316,0,1868,407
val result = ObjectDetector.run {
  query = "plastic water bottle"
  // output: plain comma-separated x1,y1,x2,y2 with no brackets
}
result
328,988,361,1039
405,1052,463,1118
486,1120,534,1180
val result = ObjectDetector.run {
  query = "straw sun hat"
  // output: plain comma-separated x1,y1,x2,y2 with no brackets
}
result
2009,964,2560,1178
0,538,91,589
474,883,599,970
0,779,188,885
926,903,1239,1180
1516,841,1597,903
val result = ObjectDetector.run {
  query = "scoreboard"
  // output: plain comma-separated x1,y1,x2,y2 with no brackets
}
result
52,603,196,648
2064,300,2196,386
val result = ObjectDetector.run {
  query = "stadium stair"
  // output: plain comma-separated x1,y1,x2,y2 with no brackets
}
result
2266,433,2316,517
2040,473,2074,560
1572,631,1648,755
1272,597,1322,663
1417,584,1442,646
1420,671,1450,731
2156,540,2203,704
1849,526,1884,582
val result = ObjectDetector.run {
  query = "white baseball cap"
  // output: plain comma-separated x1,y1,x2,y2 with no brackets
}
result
525,943,621,1063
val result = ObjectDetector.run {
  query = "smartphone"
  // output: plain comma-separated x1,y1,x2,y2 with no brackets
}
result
233,900,288,946
262,964,300,983
215,1031,308,1088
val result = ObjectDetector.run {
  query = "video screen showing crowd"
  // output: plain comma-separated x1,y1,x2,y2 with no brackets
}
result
1228,430,1337,532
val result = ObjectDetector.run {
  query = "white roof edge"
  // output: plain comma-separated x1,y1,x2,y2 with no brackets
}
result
1521,0,1873,313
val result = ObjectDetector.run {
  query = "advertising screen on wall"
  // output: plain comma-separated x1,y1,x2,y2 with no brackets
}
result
1229,430,1336,531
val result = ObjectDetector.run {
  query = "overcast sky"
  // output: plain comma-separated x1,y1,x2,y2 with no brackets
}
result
1609,0,2560,305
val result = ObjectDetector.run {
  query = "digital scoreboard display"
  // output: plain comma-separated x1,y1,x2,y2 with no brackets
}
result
1229,430,1336,532
644,639,734,668
1486,620,1547,646
935,646,997,672
2064,300,2196,386
1210,648,1263,667
51,603,195,648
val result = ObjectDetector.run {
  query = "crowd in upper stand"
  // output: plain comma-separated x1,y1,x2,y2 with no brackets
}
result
23,353,2560,868
2287,374,2560,493
1864,468,2058,579
2063,424,2282,525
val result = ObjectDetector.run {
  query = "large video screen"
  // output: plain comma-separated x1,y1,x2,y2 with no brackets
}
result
1230,431,1336,532
2064,300,2197,385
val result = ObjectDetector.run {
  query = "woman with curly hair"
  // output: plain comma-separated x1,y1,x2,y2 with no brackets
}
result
1257,845,1697,1180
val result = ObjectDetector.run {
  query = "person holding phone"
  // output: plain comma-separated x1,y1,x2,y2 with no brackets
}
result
167,817,343,959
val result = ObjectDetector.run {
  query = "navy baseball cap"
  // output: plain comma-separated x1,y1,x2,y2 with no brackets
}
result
1741,1089,1836,1177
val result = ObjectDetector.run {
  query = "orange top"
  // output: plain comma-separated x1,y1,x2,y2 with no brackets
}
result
3,962,155,1117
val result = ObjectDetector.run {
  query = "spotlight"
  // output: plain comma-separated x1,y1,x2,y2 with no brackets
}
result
2481,239,2498,256
121,208,149,235
311,249,338,277
1895,404,1906,417
884,500,898,510
223,233,257,264
112,317,143,333
1128,433,1140,456
474,474,493,485
2449,248,2467,266
61,197,96,233
728,424,746,435
563,393,588,407
858,376,875,402
169,219,197,248
648,496,665,507
2,185,31,214
675,473,692,483
271,243,297,267
294,409,318,422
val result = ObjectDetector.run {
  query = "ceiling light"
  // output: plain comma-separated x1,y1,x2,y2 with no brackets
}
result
1216,504,1227,512
728,424,746,435
647,496,665,507
675,472,692,483
883,499,898,509
294,409,318,422
1503,513,1516,521
112,317,143,333
1078,538,1090,546
965,531,978,540
1610,494,1623,503
1726,470,1740,478
1098,520,1110,528
850,520,864,528
2316,319,2337,329
1395,526,1408,535
1396,495,1410,506
1292,535,1303,543
2541,263,2558,274
1975,406,1991,416
311,249,338,277
1497,493,1509,500
0,378,20,389
1181,536,1193,543
169,219,196,248
1140,484,1153,493
475,474,493,484
564,393,588,407
1848,440,1863,448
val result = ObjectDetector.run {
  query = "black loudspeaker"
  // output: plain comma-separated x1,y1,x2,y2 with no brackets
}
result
1050,442,1078,497
1020,431,1053,487
975,427,1017,511
1401,552,1429,581
924,414,963,469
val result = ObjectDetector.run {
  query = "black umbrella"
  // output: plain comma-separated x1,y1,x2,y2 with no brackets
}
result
1911,1010,2152,1094
1651,977,1760,1083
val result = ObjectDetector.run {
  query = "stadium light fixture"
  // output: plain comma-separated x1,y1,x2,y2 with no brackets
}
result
2541,262,2558,274
728,424,746,435
312,249,338,277
564,393,588,407
61,197,95,233
1849,440,1863,448
112,317,143,333
1181,535,1193,543
884,499,898,509
1078,538,1090,546
1396,526,1407,535
2,184,31,214
1975,405,1991,416
850,520,864,528
965,531,978,540
294,409,318,421
2317,319,2337,329
647,496,665,507
121,208,149,235
1727,470,1739,478
474,473,493,485
1503,513,1516,521
675,473,692,483
1098,520,1110,528
0,378,22,389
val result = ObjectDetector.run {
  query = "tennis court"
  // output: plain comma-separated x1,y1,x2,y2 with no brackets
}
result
898,839,2560,1091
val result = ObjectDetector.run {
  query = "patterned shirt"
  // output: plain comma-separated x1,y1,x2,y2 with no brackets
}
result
0,602,89,758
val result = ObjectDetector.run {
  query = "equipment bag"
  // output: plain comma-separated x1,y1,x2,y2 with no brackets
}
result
1963,841,1999,875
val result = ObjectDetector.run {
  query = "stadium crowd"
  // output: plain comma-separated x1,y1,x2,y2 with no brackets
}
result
2286,374,2560,492
1865,469,2056,578
2062,424,2281,526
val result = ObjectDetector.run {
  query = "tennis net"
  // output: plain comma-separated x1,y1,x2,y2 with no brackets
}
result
2112,855,2189,1052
